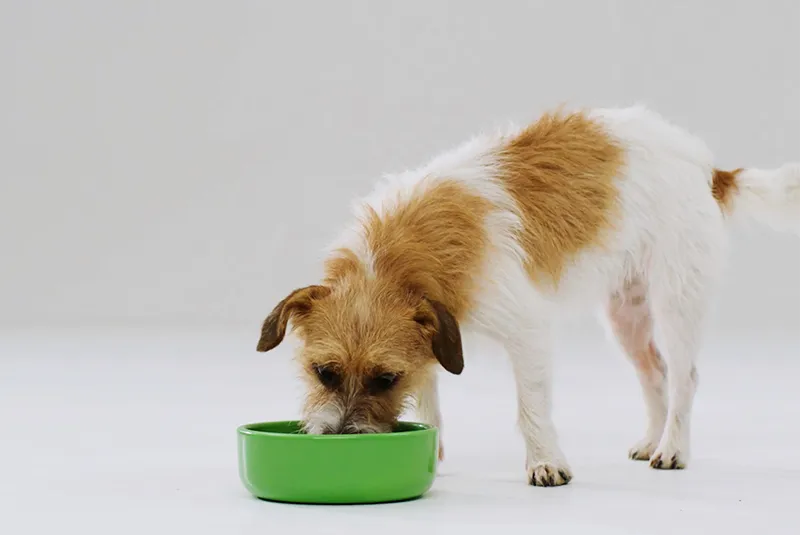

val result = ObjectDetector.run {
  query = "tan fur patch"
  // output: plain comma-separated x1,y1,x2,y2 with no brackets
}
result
323,248,363,284
711,168,741,213
361,180,492,320
496,111,625,285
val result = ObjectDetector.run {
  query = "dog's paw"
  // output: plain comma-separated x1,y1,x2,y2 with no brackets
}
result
527,460,573,487
628,438,659,461
649,447,687,470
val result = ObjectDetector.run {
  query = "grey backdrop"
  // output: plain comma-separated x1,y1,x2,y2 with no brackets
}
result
1,0,798,331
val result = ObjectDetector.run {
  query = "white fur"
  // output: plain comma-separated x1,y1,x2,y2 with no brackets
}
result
415,371,444,460
330,105,798,484
733,163,800,233
304,401,387,435
303,403,344,435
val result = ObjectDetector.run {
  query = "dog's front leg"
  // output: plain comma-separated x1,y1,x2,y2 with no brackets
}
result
415,368,444,461
506,332,572,487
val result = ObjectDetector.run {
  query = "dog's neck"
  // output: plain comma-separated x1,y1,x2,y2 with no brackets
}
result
325,179,494,321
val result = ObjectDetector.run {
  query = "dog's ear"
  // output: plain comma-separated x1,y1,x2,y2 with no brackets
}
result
414,298,464,375
256,285,331,352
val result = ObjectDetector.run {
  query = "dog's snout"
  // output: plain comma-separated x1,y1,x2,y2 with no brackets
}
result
319,420,360,435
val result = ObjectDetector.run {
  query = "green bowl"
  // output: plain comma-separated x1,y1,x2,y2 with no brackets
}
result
237,421,438,504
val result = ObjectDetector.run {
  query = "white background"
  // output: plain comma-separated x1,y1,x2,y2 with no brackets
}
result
1,0,798,328
1,1,799,534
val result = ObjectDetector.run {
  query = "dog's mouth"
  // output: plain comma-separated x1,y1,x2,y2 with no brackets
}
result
321,426,361,435
330,423,386,435
305,420,391,435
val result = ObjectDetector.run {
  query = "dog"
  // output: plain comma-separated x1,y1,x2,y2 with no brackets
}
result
257,105,799,486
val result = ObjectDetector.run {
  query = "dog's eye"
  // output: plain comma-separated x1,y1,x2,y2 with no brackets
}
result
314,365,341,389
368,373,399,394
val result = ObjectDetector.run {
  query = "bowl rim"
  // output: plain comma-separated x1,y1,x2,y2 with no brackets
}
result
237,420,436,440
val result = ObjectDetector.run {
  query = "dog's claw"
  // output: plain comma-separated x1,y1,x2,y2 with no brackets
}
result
527,461,572,487
649,451,686,470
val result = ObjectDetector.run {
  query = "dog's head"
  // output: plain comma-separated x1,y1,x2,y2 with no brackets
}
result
256,278,462,434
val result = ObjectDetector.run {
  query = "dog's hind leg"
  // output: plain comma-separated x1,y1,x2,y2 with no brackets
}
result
607,277,668,461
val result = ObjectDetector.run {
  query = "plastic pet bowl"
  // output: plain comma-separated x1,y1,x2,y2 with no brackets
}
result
237,421,438,504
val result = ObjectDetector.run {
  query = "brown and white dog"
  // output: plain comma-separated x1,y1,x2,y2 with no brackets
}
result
257,105,799,486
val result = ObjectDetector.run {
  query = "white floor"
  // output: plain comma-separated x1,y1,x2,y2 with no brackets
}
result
2,327,799,534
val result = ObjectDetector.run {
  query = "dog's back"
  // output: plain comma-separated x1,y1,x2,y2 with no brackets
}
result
334,106,726,313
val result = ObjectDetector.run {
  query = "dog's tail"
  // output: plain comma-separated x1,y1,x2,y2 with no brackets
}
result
712,163,800,234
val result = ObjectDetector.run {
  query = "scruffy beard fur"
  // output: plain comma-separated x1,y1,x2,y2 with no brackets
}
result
300,380,415,435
